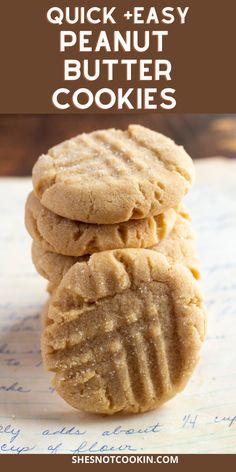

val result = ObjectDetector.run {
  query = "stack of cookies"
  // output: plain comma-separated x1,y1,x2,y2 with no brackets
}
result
25,125,207,415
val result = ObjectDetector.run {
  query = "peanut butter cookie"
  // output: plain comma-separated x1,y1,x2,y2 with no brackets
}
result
32,125,194,224
25,191,177,256
42,249,206,414
32,211,199,288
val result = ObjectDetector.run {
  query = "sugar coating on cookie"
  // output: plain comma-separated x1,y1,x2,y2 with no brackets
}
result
32,211,199,288
42,249,206,415
25,191,177,256
32,125,195,224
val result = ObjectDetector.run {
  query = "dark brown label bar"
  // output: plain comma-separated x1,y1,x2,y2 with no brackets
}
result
0,0,236,113
0,453,236,469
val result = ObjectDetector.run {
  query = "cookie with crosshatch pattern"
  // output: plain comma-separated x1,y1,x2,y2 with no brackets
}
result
32,125,194,224
42,248,206,414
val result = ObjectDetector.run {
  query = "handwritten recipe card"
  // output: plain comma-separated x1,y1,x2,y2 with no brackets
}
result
0,158,236,454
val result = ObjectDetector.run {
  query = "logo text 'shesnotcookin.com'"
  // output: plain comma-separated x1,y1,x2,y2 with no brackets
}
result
47,5,190,111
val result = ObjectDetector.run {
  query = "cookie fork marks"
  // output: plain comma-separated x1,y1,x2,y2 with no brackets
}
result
32,125,194,223
42,249,206,414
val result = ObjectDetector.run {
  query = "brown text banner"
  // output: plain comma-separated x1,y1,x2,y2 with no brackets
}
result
0,0,235,113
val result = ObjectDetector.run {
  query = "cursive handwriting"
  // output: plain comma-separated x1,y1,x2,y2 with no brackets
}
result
0,382,31,393
0,424,21,443
71,441,140,453
102,423,162,436
43,426,86,437
214,415,236,428
48,443,63,454
0,442,36,454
